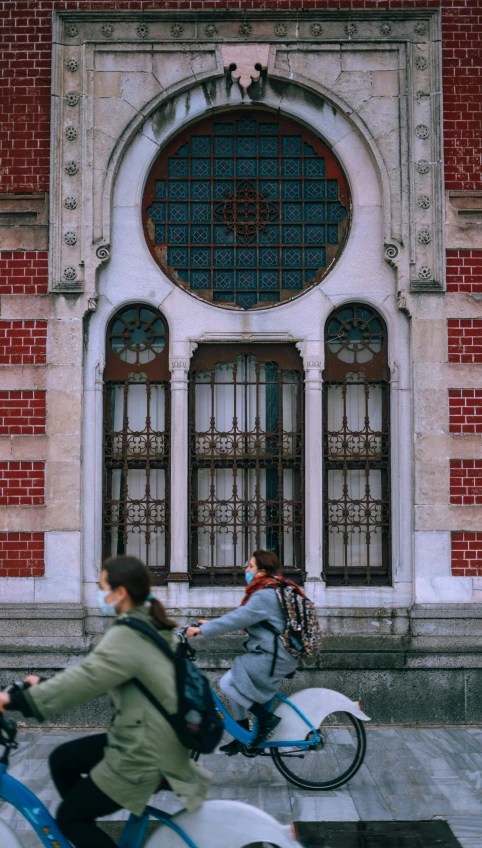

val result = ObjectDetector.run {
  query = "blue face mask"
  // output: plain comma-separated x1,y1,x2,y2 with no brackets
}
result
97,588,118,616
245,571,256,585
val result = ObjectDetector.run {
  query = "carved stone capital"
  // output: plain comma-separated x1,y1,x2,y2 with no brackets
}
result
222,44,269,93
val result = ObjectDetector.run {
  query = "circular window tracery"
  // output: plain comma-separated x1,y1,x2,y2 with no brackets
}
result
143,110,351,310
326,304,385,364
109,306,166,365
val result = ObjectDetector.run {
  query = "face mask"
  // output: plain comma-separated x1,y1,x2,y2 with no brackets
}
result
245,571,256,585
97,588,119,616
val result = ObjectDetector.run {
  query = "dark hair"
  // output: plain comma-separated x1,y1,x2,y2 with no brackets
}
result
252,550,282,575
102,555,176,630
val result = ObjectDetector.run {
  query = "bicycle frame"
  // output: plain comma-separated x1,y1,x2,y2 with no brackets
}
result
211,690,321,749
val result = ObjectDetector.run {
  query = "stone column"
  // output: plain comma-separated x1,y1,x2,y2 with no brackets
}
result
297,342,324,583
168,343,197,581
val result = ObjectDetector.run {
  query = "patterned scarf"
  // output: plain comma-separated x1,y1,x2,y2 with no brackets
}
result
240,571,307,606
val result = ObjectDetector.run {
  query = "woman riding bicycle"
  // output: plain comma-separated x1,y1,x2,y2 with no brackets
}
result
0,555,212,848
187,550,300,755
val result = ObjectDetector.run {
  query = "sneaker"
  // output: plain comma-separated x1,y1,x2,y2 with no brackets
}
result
253,713,281,746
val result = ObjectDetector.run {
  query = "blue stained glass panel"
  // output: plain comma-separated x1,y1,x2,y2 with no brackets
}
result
169,181,188,200
214,248,234,265
214,122,234,134
169,225,188,244
191,159,211,178
236,137,256,156
177,269,189,282
282,182,302,200
169,158,188,177
282,248,302,266
259,159,278,178
237,292,257,309
306,247,326,266
168,203,188,222
282,136,302,155
259,292,280,302
191,182,210,201
213,292,234,302
328,203,347,222
237,248,256,266
282,270,303,289
177,143,189,156
260,248,278,266
305,269,317,282
237,159,256,178
259,181,278,199
327,180,339,199
305,203,325,221
214,225,234,244
191,136,211,155
214,159,234,178
305,158,325,177
260,271,279,290
305,181,325,200
191,270,211,289
214,181,234,199
328,225,338,244
155,225,165,243
282,204,302,222
258,123,279,133
236,116,257,133
191,248,210,267
192,203,211,221
168,247,188,265
146,203,165,222
306,226,325,244
191,226,210,244
282,225,302,243
304,142,316,156
260,226,278,244
214,270,234,290
236,270,256,289
155,181,166,199
282,158,302,177
214,137,234,155
259,137,278,155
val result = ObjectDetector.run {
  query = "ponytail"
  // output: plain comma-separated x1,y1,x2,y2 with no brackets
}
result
103,555,176,630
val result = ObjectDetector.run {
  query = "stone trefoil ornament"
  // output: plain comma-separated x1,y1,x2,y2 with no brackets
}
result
417,194,431,209
101,23,114,37
415,124,430,139
379,22,392,36
417,159,430,174
309,22,323,37
66,24,78,37
65,126,77,141
136,23,149,39
64,196,77,210
65,92,80,107
64,160,79,176
415,56,428,70
222,44,269,94
63,266,77,281
171,24,183,37
414,21,428,36
239,22,252,37
64,231,77,246
418,229,431,245
418,265,432,280
204,23,218,37
274,23,287,37
66,58,79,72
345,22,358,36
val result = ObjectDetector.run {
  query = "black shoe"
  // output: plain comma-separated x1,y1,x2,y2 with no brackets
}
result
219,739,240,756
253,713,282,746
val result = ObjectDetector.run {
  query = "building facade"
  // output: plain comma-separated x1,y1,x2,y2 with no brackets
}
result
1,1,481,723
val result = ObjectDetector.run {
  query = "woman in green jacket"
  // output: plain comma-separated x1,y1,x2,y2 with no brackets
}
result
0,556,212,848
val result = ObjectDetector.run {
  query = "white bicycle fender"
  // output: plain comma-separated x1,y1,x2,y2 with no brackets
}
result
270,687,371,742
0,819,24,848
145,800,302,848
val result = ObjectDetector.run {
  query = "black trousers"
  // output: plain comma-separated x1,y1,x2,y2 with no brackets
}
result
49,733,122,848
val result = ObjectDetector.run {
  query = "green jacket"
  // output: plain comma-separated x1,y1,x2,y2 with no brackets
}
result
24,607,212,816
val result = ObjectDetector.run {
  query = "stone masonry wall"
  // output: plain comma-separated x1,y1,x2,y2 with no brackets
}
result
0,532,44,577
449,389,482,434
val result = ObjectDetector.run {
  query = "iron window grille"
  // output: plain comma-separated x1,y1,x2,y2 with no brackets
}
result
322,304,391,586
103,306,170,583
143,110,350,310
189,344,304,585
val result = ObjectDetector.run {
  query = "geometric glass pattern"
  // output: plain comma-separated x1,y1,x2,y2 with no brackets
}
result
143,111,350,309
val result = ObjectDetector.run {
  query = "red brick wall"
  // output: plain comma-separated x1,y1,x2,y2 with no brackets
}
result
446,250,482,293
0,532,44,577
450,459,482,505
449,389,482,433
451,531,482,577
0,320,47,365
0,1,481,194
447,319,482,363
0,252,49,295
0,390,46,435
0,461,45,506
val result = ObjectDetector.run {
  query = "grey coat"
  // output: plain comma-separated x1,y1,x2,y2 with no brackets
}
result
200,588,298,704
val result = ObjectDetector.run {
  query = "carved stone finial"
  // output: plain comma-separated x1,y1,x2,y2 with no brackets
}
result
222,44,270,93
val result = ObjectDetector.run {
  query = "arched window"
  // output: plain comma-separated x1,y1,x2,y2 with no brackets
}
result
143,110,350,310
322,304,391,585
103,305,170,582
189,344,304,584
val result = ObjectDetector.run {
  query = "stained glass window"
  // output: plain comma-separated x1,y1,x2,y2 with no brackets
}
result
143,111,350,309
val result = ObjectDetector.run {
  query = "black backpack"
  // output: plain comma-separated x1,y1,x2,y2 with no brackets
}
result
116,617,223,755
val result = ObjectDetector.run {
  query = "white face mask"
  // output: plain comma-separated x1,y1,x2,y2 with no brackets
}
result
97,588,119,616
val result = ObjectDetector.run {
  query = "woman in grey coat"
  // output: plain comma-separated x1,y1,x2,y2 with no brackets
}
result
187,550,298,754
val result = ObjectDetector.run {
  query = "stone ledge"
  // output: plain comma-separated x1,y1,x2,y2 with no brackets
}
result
0,193,49,250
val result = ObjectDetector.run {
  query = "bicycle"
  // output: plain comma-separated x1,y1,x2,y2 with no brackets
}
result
0,708,300,848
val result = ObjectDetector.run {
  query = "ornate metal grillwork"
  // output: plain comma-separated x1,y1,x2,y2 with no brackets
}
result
103,306,170,583
189,345,304,585
143,110,350,310
322,304,391,586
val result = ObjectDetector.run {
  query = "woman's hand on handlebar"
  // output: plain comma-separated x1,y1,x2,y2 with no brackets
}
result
24,675,41,687
0,692,10,712
186,625,202,638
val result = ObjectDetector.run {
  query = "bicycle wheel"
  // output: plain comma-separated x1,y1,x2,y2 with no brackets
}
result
270,711,366,790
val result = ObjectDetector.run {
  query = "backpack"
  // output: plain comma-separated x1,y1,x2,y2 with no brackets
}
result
262,584,322,675
116,617,223,755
